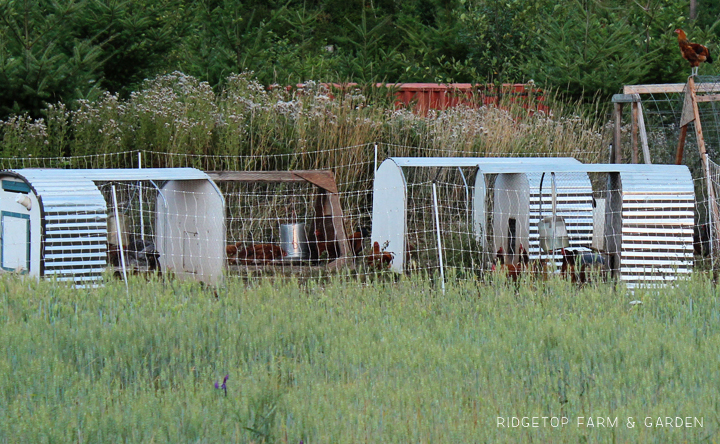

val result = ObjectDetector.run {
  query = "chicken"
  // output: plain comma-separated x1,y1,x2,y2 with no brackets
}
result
519,244,530,270
366,241,394,270
128,237,160,271
513,244,552,280
308,227,340,262
229,243,287,265
560,248,577,282
491,247,522,281
675,28,713,77
349,227,371,256
226,244,239,265
560,248,608,284
108,236,160,271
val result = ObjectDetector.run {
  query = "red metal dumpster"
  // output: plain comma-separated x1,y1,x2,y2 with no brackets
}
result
286,82,548,115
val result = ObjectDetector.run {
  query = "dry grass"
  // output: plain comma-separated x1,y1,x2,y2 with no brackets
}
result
0,72,610,173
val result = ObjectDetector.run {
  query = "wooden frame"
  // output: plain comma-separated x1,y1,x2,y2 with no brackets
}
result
207,170,352,269
622,80,720,260
624,83,720,95
610,93,651,165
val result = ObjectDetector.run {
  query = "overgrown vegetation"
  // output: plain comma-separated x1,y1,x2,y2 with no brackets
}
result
0,72,609,168
0,273,717,442
1,0,717,119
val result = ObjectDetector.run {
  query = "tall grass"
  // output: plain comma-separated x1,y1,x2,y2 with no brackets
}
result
0,72,609,171
0,273,718,442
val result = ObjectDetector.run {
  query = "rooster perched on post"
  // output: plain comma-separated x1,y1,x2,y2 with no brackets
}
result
675,28,713,77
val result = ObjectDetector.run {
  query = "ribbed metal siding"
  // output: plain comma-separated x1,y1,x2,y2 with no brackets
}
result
527,172,594,261
12,171,107,286
18,167,211,181
620,170,694,288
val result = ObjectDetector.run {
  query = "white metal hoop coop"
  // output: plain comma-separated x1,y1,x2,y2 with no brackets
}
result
0,168,224,287
372,158,694,288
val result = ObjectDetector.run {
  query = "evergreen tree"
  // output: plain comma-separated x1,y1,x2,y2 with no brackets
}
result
523,0,663,102
0,0,104,118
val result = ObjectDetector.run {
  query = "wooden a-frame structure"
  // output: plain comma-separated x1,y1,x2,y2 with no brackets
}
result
207,170,353,269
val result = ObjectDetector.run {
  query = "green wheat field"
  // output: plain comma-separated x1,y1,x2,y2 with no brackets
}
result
1,272,718,443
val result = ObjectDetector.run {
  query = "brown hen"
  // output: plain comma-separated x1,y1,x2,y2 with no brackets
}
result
676,28,713,76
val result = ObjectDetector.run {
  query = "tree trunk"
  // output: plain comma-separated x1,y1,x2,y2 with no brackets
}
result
690,0,697,20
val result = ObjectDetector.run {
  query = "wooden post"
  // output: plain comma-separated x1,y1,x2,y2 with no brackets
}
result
636,102,652,164
676,79,697,166
675,125,688,165
605,173,623,280
613,102,623,164
631,102,639,164
688,76,720,261
613,93,651,164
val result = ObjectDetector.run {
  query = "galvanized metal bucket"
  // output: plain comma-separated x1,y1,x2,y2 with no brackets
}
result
538,215,570,252
280,223,309,260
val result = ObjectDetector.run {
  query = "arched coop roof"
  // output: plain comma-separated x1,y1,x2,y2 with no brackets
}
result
1,168,225,287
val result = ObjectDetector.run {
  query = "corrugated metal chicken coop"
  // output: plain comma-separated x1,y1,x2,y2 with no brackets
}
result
605,165,695,287
492,171,594,264
372,157,585,271
0,168,224,287
372,158,694,287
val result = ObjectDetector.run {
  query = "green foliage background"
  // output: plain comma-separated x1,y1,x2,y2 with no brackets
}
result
0,0,717,119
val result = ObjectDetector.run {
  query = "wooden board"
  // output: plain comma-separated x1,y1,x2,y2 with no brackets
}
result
611,93,641,103
680,86,696,127
624,83,720,94
696,94,720,103
207,170,339,193
636,101,651,164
